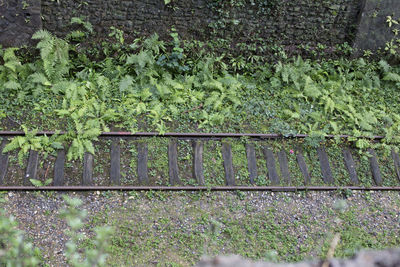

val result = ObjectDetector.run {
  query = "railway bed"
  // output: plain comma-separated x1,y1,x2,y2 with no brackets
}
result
0,131,400,191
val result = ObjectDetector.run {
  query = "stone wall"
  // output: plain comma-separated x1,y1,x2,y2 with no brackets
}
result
40,0,361,46
353,0,400,56
0,0,398,56
0,0,361,48
0,0,41,47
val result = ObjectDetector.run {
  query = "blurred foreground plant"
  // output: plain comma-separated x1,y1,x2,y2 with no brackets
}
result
60,196,114,267
0,210,41,266
0,195,113,266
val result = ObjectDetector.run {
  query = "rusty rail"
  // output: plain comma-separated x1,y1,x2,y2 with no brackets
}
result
0,186,400,191
0,131,385,139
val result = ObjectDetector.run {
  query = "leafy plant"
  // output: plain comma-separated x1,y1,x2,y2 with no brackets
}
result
67,17,94,41
29,178,53,187
55,87,115,160
3,126,63,165
1,27,400,163
32,30,70,83
0,210,41,266
385,15,400,60
60,196,113,267
109,26,125,45
0,196,113,266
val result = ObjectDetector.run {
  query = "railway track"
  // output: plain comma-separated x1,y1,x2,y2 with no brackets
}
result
0,131,399,191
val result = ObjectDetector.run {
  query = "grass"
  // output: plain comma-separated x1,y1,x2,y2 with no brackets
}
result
67,191,400,266
2,189,398,266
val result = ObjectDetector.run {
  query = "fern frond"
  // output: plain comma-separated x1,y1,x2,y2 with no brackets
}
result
29,73,51,86
4,61,20,73
32,30,70,82
4,80,21,90
119,75,133,92
379,60,391,73
2,137,23,153
3,48,18,62
383,72,400,82
32,30,53,41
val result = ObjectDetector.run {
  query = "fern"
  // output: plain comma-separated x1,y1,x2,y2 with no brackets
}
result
29,73,51,86
67,17,94,41
70,17,93,33
3,48,19,63
383,72,400,82
1,48,22,89
3,126,62,166
119,75,134,93
4,80,21,90
379,60,391,73
303,75,321,98
32,30,70,82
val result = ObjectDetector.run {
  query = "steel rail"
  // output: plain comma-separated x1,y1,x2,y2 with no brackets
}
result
0,186,400,191
0,131,386,140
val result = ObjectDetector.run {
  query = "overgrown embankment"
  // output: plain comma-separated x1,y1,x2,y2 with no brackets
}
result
1,29,400,165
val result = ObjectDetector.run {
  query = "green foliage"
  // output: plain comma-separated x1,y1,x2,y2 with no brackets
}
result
108,26,125,45
29,178,53,187
32,30,70,83
67,17,94,41
3,126,63,165
0,210,41,266
60,196,113,267
262,56,400,149
0,196,113,266
1,27,400,161
385,15,400,60
55,83,115,160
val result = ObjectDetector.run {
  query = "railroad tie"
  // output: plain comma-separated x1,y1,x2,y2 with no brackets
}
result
263,146,279,185
296,147,311,185
245,143,258,184
137,142,149,185
83,152,94,186
54,149,65,186
278,149,291,184
168,139,181,185
391,149,400,183
110,139,121,185
342,148,359,185
221,142,235,186
0,140,9,185
317,145,334,184
192,140,205,186
25,150,39,186
368,148,382,186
